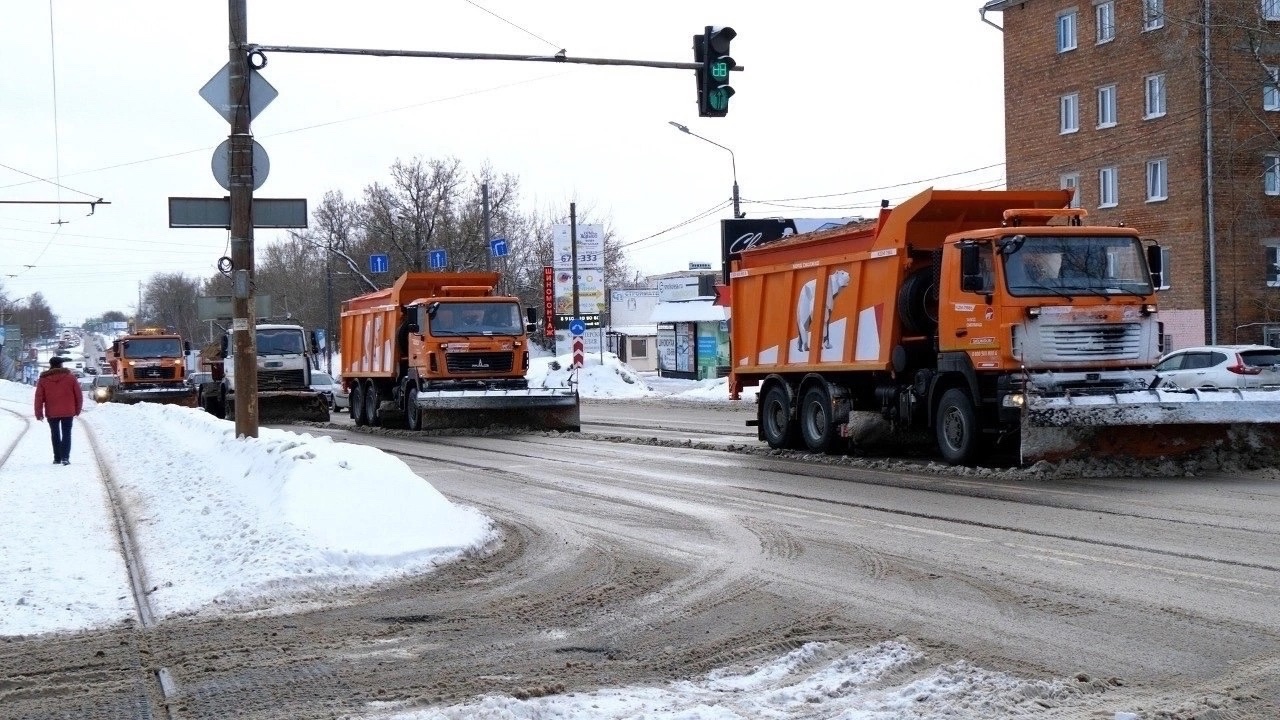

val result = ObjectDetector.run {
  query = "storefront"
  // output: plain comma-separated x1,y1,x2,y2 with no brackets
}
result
652,300,729,380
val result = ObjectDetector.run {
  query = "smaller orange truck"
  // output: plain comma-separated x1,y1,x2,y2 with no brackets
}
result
103,327,198,406
340,271,579,431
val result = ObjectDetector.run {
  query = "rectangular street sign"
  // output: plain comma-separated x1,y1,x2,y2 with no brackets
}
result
168,197,308,229
490,237,508,257
196,295,273,322
369,254,389,273
429,249,447,269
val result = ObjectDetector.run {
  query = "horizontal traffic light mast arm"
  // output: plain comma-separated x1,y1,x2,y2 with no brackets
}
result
248,44,744,72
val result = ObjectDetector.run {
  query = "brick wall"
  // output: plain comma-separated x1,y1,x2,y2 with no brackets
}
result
996,0,1280,344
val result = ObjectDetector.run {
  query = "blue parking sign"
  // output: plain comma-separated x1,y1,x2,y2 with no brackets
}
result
369,253,389,274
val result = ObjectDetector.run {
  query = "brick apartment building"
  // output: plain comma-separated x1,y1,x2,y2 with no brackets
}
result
982,0,1280,349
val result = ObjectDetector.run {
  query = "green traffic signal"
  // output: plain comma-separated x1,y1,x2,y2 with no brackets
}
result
695,25,736,117
710,60,729,81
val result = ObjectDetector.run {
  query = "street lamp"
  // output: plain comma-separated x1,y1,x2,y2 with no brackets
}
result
668,121,743,219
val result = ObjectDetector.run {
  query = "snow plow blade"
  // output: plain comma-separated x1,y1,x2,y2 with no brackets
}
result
258,391,330,424
414,387,580,432
108,387,198,407
1021,389,1280,464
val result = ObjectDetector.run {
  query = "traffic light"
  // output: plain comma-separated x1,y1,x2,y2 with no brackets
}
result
694,25,736,117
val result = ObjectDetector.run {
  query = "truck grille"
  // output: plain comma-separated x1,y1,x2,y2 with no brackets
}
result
1040,323,1142,361
135,366,177,380
258,369,305,390
445,352,513,373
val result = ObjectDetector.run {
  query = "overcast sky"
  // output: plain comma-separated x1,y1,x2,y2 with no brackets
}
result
0,1,1006,325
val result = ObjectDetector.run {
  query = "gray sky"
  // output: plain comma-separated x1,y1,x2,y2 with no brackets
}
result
0,1,1006,324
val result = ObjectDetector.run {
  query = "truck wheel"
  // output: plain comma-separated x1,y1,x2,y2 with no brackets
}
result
760,384,801,450
362,381,380,427
406,386,422,431
898,268,939,336
799,386,838,453
351,384,366,427
935,388,978,465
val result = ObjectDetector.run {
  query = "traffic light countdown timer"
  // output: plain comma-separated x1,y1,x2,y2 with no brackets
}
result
694,26,736,117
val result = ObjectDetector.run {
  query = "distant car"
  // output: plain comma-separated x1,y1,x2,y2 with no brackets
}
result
1152,345,1280,390
310,371,348,410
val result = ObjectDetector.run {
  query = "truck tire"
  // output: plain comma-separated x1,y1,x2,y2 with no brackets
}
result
759,384,802,450
935,388,978,465
362,380,379,427
406,386,422,431
351,384,366,427
898,268,939,336
799,385,838,453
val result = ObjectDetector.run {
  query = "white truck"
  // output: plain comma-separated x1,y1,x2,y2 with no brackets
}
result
199,323,330,423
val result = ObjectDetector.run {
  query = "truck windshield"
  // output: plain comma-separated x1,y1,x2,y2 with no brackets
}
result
429,302,523,336
1001,235,1153,298
257,328,306,355
123,338,182,358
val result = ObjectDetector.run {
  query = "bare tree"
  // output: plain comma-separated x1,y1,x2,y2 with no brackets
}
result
142,273,203,343
362,157,464,274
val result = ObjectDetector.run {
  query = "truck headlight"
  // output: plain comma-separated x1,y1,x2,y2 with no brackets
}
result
1002,392,1026,408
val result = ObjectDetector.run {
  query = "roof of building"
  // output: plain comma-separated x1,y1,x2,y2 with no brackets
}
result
650,300,729,324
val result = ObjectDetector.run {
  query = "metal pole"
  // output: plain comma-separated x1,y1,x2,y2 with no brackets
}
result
229,0,259,437
325,240,334,375
570,203,580,321
482,182,492,272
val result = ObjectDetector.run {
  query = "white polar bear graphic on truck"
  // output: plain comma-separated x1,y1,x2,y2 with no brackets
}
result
795,270,852,353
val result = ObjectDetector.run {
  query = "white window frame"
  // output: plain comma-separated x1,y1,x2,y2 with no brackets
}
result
1146,158,1169,202
1097,84,1118,128
1267,244,1280,287
1145,74,1166,118
1058,9,1078,52
1060,93,1080,134
1099,166,1119,208
1266,155,1280,195
1144,0,1165,30
1096,1,1116,43
1157,247,1172,291
1266,66,1280,111
1061,172,1081,208
1266,0,1280,22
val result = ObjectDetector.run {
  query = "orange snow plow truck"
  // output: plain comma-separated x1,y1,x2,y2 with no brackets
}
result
103,327,198,406
339,271,580,431
728,187,1280,465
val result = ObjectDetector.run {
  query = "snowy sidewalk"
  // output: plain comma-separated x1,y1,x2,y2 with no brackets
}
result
0,398,135,636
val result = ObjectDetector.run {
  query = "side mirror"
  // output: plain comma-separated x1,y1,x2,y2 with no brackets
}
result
525,307,538,335
309,329,321,355
219,334,229,359
183,341,192,354
1147,244,1168,291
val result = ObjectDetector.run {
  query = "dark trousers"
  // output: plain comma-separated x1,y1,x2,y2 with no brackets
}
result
48,417,73,462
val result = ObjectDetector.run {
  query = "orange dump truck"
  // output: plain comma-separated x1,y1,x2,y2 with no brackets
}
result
339,271,579,431
103,327,198,406
728,187,1280,464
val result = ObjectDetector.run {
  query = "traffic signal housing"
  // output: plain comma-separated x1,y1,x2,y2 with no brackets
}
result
694,25,736,117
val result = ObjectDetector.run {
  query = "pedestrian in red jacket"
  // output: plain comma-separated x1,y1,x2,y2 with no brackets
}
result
34,356,83,465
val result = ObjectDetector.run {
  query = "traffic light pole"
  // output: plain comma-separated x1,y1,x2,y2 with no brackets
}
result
247,44,743,73
669,122,743,218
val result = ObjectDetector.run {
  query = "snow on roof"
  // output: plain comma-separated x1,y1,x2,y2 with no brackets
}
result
649,300,729,324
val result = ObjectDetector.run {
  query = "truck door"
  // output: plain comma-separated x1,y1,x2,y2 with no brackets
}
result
940,241,1000,366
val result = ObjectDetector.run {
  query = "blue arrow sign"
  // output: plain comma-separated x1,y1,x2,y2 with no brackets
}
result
428,249,448,270
490,237,508,258
369,253,389,274
568,318,586,336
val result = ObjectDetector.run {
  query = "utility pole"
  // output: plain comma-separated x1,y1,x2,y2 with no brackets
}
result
482,182,492,272
229,0,259,437
325,236,334,375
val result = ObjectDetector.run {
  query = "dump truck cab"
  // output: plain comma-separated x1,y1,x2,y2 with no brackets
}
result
200,323,330,423
104,327,197,406
407,294,533,390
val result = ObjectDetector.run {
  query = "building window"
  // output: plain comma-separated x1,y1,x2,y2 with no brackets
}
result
1096,1,1116,43
1146,159,1168,201
1097,84,1118,128
1061,172,1081,208
1145,74,1166,118
1058,9,1078,52
629,337,648,358
1267,155,1280,195
1268,245,1280,287
1060,93,1080,134
1099,166,1119,207
1266,0,1280,21
1157,246,1172,291
1266,67,1280,111
1144,0,1165,30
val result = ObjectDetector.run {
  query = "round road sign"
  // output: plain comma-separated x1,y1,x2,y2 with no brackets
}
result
569,318,586,336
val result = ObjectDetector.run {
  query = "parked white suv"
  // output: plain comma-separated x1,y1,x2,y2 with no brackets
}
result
1152,345,1280,390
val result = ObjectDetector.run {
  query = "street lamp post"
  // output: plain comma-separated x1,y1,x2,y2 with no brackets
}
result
668,121,743,219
